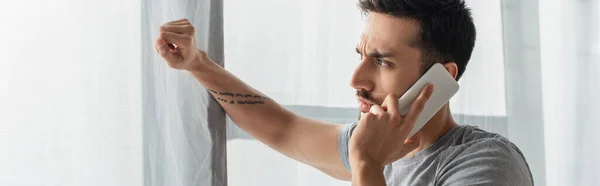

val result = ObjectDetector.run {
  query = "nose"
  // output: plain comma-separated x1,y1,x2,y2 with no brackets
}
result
350,60,374,92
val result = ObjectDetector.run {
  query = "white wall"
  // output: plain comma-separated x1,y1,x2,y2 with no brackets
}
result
0,1,143,185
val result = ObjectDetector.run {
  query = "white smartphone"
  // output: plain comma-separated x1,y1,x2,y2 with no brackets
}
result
399,63,460,138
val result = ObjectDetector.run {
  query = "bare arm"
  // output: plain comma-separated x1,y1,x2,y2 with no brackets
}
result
190,56,351,180
155,19,351,180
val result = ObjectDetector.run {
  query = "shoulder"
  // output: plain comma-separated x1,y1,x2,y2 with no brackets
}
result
436,125,533,185
445,125,524,157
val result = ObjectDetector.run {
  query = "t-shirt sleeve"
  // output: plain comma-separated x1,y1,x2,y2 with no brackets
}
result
436,138,534,186
337,122,357,173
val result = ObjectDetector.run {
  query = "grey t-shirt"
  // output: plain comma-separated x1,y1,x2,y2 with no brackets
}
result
338,123,533,186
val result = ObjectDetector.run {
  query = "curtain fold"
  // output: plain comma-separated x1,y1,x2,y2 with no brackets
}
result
142,0,226,186
500,0,547,185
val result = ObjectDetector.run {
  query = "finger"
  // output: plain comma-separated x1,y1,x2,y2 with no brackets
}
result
400,138,420,154
160,24,195,35
170,18,192,25
159,31,190,48
362,112,376,120
381,94,400,116
405,131,422,143
402,138,420,150
155,38,181,62
358,112,376,126
165,18,191,25
369,104,385,115
405,84,434,124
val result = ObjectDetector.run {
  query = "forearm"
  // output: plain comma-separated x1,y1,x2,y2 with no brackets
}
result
188,57,349,178
188,58,294,146
350,157,386,186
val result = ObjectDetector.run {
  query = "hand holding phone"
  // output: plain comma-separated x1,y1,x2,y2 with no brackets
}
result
349,63,459,167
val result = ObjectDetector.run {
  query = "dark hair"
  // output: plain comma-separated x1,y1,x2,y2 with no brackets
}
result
359,0,476,80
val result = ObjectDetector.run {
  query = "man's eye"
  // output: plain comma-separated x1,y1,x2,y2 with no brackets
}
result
376,59,390,67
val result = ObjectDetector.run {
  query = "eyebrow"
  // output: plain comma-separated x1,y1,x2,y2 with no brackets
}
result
355,47,394,58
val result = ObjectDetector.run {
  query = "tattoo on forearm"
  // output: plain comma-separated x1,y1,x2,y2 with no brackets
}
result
207,88,271,105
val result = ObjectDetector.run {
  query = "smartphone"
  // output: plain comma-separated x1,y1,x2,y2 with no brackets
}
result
399,63,460,138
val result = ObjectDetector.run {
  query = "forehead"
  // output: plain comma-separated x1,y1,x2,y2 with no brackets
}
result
360,13,420,50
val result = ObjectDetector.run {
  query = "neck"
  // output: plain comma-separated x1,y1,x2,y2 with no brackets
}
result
406,104,457,156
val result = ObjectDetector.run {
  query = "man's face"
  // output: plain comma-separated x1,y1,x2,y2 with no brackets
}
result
353,13,423,113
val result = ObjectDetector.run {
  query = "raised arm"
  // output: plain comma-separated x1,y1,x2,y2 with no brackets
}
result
154,18,351,180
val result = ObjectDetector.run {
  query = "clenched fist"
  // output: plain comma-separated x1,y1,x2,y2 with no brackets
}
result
155,18,209,71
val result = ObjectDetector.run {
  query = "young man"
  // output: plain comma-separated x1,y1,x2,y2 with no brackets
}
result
154,0,533,185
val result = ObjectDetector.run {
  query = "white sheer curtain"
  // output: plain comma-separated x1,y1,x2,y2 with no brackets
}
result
142,0,226,186
0,0,143,185
0,0,226,186
538,0,600,185
224,0,600,186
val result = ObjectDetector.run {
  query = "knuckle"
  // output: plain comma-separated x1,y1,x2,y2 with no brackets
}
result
364,113,375,119
416,104,425,111
187,25,195,33
159,25,168,32
379,113,389,120
159,31,168,39
389,115,401,123
386,94,396,101
185,35,194,41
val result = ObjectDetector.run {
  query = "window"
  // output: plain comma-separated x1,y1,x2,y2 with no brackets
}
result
224,0,509,185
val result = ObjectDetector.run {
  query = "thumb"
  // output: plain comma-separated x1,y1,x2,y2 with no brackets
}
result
155,39,179,62
405,131,422,143
402,132,421,151
400,139,420,154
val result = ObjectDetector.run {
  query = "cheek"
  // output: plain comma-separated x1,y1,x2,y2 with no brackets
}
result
380,75,399,94
380,70,418,96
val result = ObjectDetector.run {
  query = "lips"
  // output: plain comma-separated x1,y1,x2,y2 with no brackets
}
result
359,101,371,112
357,98,375,113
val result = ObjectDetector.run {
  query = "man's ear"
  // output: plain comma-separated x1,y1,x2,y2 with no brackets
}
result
443,62,458,80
